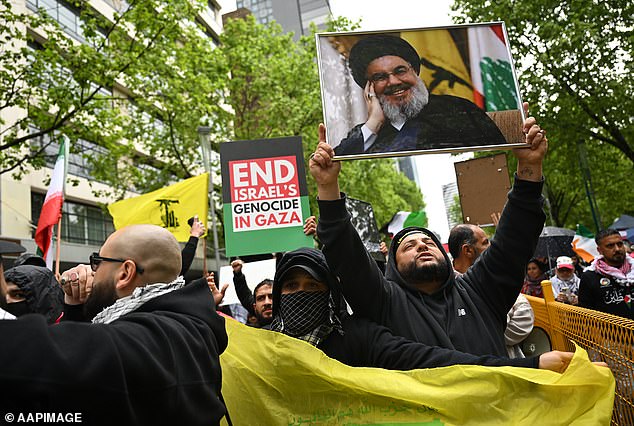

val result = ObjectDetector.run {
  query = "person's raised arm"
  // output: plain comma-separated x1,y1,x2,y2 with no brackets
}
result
311,124,391,321
463,102,547,318
231,259,255,316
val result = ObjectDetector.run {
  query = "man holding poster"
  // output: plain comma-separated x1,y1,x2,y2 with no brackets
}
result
310,104,548,358
334,34,506,155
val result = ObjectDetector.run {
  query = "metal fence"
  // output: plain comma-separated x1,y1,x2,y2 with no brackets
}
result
525,281,634,425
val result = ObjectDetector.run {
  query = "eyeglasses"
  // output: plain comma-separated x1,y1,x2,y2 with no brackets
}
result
368,64,413,84
89,252,144,274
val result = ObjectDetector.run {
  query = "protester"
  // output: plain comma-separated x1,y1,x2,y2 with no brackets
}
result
521,258,548,298
232,259,273,327
181,214,206,276
2,264,64,323
0,224,228,424
449,224,534,358
310,103,547,357
579,229,634,319
550,256,580,305
334,35,505,155
271,248,576,372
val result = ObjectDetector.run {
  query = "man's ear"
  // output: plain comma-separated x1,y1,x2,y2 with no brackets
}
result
252,303,257,313
115,260,140,295
461,243,474,258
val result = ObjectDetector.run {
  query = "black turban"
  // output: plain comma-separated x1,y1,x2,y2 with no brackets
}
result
348,34,421,88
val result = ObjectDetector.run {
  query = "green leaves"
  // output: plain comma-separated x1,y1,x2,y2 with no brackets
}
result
454,0,633,229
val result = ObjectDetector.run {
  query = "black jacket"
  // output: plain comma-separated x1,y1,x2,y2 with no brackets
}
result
273,248,538,370
317,177,545,357
579,269,634,320
320,316,537,369
335,95,506,155
0,279,228,425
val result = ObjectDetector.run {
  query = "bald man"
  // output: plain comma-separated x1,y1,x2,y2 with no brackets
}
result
0,225,228,425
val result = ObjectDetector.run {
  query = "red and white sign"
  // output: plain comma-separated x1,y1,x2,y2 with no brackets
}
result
229,156,302,232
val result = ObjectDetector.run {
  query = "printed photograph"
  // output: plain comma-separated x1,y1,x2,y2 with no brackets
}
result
317,23,526,159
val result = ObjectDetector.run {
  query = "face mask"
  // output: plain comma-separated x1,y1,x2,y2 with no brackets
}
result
279,290,329,337
4,301,31,317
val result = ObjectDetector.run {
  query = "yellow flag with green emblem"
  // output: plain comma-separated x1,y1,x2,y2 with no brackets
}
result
107,173,208,242
220,319,614,425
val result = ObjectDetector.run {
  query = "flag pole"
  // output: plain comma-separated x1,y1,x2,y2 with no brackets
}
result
54,216,62,279
202,238,208,277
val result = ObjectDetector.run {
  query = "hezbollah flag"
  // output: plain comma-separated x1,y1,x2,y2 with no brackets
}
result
107,174,208,242
220,319,614,425
402,30,474,101
467,24,519,111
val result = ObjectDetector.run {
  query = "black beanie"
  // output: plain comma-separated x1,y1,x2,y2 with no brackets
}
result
348,34,421,88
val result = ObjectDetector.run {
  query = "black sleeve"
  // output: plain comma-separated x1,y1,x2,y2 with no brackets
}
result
462,176,546,323
317,194,391,322
61,303,89,322
578,272,597,310
234,271,255,316
337,318,538,370
334,125,365,155
180,236,199,276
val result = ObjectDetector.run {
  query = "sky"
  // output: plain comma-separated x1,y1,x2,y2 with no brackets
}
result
329,0,468,242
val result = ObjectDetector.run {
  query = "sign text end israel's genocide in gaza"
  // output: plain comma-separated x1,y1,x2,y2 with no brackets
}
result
230,156,303,231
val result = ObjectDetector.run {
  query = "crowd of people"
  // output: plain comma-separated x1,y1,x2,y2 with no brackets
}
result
520,229,634,320
0,106,624,423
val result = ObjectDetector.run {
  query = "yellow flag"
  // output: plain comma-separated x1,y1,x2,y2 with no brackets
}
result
220,319,614,425
403,30,474,101
107,174,208,242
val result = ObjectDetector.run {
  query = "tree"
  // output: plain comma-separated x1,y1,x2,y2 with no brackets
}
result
212,15,424,228
0,0,220,196
453,0,633,229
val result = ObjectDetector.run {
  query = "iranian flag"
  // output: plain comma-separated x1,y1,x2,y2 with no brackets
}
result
385,211,428,237
572,224,599,263
468,24,519,111
35,136,69,268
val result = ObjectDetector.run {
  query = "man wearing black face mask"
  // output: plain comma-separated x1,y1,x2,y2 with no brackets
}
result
270,248,580,372
0,241,28,319
2,265,64,323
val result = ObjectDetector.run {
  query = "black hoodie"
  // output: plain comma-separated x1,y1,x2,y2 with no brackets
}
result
272,248,538,370
3,265,64,323
317,177,545,357
0,278,228,425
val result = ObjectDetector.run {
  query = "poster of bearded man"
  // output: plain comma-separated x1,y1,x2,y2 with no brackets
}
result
316,22,527,159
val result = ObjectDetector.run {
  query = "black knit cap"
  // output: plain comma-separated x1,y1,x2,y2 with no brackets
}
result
348,34,421,88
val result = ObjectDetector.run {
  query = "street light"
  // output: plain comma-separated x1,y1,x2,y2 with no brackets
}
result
197,126,221,272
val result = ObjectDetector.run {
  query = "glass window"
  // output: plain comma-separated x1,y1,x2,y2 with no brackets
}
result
31,192,114,246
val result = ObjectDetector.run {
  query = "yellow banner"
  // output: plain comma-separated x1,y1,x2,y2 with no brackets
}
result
107,173,208,242
403,30,474,101
221,319,614,425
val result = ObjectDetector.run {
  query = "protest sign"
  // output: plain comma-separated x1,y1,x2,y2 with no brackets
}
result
220,137,313,257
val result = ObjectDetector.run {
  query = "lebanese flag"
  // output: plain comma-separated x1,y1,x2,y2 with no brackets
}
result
468,24,518,111
35,137,69,266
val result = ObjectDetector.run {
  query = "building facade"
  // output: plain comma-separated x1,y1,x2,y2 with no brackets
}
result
0,0,232,275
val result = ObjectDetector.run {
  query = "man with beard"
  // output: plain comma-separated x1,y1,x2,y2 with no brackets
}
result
449,224,534,358
334,35,506,155
579,229,634,319
0,225,229,425
310,105,547,357
270,247,576,372
232,258,273,327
